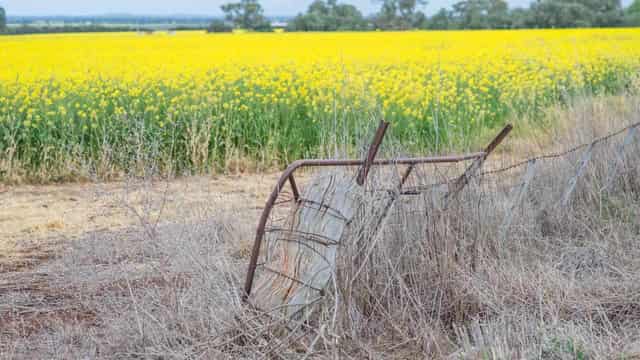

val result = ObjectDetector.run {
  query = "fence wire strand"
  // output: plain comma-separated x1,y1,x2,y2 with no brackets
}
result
480,121,640,176
406,121,640,193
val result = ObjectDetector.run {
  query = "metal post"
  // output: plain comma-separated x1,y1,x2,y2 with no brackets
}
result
288,174,300,201
357,120,390,186
446,124,513,202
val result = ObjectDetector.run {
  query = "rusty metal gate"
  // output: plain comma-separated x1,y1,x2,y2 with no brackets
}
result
243,121,513,318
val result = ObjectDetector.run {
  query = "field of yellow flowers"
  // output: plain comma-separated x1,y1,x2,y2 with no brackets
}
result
1,29,639,180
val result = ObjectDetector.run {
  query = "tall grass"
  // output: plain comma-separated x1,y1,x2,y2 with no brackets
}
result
1,67,638,183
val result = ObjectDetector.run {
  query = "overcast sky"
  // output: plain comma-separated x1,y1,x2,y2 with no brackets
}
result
0,0,633,16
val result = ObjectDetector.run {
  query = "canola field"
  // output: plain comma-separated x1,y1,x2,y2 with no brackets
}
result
1,29,640,180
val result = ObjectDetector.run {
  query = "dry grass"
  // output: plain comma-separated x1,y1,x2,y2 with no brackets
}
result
1,94,639,359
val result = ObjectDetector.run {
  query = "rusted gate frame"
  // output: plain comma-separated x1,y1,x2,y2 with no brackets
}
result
243,123,513,299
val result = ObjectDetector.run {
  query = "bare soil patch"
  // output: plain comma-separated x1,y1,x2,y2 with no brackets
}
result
0,174,278,271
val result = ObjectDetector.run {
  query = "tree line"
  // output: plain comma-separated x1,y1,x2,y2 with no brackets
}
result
210,0,640,32
2,1,639,35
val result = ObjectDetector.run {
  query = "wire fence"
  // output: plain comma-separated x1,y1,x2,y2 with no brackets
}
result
403,121,640,194
479,121,640,177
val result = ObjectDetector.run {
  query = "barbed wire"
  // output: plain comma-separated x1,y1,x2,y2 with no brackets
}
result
405,120,640,193
478,121,640,177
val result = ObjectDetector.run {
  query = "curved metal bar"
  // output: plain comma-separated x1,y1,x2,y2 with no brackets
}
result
242,151,487,299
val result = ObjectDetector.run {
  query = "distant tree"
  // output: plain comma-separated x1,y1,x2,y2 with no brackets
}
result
420,0,625,30
528,0,622,28
289,0,367,31
428,8,453,29
486,0,511,28
451,0,487,29
509,7,534,28
412,10,429,28
373,0,428,30
207,19,233,32
220,0,271,31
449,0,511,29
529,0,593,28
624,0,640,25
588,0,624,27
333,1,369,29
0,7,7,32
397,0,427,19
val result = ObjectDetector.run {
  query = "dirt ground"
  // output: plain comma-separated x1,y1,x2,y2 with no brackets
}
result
0,174,282,273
